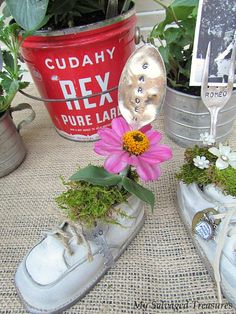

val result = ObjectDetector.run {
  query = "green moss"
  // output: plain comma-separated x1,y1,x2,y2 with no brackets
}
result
176,163,212,186
185,145,217,163
212,167,236,196
176,145,236,197
55,178,128,228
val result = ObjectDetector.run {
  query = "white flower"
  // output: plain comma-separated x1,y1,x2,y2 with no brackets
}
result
209,143,236,170
200,132,215,146
193,156,210,169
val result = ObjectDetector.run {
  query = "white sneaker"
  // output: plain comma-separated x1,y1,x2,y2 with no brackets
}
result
177,182,236,307
15,195,145,313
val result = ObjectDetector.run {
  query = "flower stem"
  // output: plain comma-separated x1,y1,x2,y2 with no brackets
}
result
119,165,130,178
153,0,182,28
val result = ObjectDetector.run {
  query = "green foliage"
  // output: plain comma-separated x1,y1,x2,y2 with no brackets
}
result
0,17,29,113
70,165,154,210
5,0,49,31
176,163,212,186
3,0,133,31
184,145,217,164
212,167,236,197
70,165,122,186
122,176,154,211
149,0,200,95
55,176,129,227
176,145,236,196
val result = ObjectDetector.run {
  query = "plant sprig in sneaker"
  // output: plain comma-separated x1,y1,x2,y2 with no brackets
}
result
56,117,172,227
176,138,236,196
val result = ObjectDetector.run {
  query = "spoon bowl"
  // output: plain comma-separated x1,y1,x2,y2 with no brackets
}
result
118,44,166,129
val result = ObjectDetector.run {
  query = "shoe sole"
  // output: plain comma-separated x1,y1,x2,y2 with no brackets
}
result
15,208,146,314
177,185,236,308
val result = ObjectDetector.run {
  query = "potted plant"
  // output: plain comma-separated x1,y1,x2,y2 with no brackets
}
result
14,116,172,313
149,0,236,147
2,0,139,141
176,133,236,307
0,16,35,177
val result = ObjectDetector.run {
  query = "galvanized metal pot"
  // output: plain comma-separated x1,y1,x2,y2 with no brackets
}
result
164,87,236,147
0,103,35,177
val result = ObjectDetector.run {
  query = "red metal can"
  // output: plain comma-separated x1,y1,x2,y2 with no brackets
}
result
21,6,136,141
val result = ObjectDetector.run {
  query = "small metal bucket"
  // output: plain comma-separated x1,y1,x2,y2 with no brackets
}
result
164,87,236,147
0,103,35,177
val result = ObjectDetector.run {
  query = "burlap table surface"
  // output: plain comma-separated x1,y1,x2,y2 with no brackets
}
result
1,85,236,314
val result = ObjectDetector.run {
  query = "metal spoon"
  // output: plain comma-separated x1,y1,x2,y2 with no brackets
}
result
118,44,166,129
201,42,235,142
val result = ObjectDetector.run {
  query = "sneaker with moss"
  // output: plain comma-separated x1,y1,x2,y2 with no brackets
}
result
177,182,236,307
15,195,145,314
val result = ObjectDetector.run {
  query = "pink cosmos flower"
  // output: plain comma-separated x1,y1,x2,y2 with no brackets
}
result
94,117,172,181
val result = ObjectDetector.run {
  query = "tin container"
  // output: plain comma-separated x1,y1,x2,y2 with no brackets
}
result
20,5,137,141
0,104,35,177
164,87,236,147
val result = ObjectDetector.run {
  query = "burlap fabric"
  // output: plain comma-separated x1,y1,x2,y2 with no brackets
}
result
1,85,236,314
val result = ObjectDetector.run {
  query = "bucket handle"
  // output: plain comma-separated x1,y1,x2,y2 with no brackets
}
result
10,103,36,132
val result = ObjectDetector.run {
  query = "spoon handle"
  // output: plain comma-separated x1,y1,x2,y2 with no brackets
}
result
209,106,220,142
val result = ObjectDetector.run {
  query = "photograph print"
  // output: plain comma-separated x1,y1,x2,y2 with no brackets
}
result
190,0,236,86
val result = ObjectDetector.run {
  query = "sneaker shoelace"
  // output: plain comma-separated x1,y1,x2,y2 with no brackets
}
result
44,222,114,266
211,204,236,303
44,222,93,260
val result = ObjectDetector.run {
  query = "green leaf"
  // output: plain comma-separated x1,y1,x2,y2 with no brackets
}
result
19,14,52,42
19,81,30,89
2,51,14,69
4,80,19,109
153,0,198,35
179,65,190,78
7,79,19,95
150,20,166,39
70,165,122,186
171,0,198,20
4,64,16,78
172,0,198,8
192,5,198,17
5,0,49,31
181,18,196,40
164,27,181,44
0,72,12,92
122,177,155,210
2,3,11,18
0,95,8,113
0,48,2,72
158,46,169,64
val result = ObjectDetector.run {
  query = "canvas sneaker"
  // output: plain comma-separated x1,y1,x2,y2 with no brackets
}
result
177,182,236,307
15,195,145,314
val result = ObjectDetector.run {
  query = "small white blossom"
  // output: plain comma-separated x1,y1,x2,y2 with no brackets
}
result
200,132,215,146
209,143,236,170
193,155,210,169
